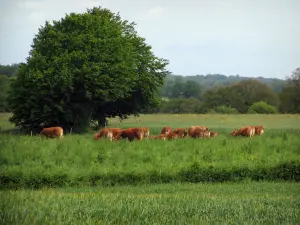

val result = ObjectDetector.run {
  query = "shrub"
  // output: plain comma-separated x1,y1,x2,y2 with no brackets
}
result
159,98,202,113
208,105,238,114
248,101,277,114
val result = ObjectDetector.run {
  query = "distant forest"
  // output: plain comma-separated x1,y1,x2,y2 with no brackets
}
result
1,63,299,114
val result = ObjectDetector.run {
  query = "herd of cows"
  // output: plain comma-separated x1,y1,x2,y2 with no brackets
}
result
39,125,264,141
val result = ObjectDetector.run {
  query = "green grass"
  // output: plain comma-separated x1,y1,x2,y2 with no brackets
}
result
1,182,300,224
1,114,300,188
1,113,300,223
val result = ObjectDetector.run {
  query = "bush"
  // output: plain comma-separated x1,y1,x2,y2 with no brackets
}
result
208,105,238,114
248,101,277,114
159,98,203,113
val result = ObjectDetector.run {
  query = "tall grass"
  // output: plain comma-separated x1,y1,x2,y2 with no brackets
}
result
1,129,300,188
1,182,300,224
1,113,300,188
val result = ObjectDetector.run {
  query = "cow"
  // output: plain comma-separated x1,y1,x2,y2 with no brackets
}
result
139,127,150,138
40,126,64,139
172,128,188,138
166,132,179,140
115,128,144,141
161,126,172,135
188,126,210,138
230,126,255,138
252,126,264,135
94,128,123,141
189,126,210,138
210,131,218,138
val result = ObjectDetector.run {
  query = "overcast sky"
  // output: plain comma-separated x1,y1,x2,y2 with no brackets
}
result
0,0,299,79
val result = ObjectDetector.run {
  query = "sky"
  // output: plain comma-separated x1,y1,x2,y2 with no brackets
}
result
0,0,299,79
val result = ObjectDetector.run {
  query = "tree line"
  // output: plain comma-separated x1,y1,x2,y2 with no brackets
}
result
0,6,299,132
2,62,299,115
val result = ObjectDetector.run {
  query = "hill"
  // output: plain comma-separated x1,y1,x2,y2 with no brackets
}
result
166,74,286,93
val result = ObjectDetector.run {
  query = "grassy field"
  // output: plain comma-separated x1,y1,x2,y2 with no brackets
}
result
1,113,300,224
1,113,300,188
1,182,300,224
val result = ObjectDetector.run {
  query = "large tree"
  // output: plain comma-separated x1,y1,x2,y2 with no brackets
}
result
279,67,300,113
8,7,169,132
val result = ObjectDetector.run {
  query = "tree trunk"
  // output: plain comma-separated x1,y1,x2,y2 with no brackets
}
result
97,114,107,128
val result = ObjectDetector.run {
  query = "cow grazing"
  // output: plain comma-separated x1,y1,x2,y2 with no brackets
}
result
40,126,64,139
210,131,218,138
166,132,179,140
253,126,264,135
115,128,144,141
173,128,188,138
161,126,172,135
94,128,123,141
230,126,255,138
189,127,210,138
95,128,113,141
139,127,150,138
188,126,210,138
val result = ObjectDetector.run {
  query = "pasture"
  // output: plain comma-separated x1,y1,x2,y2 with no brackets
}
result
1,113,300,223
1,182,300,224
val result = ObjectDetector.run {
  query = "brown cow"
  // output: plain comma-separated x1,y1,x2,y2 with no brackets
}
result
230,126,255,137
166,132,179,140
94,128,123,141
173,128,188,138
115,128,144,141
188,126,210,138
161,126,172,135
139,127,150,138
40,127,64,139
252,126,264,135
210,131,218,138
189,127,210,138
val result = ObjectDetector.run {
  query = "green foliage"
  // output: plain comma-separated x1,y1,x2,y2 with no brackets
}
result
159,98,202,113
279,67,300,113
208,105,238,114
0,75,11,112
201,79,280,113
161,79,202,99
7,7,169,132
162,74,286,94
1,182,299,224
0,63,20,77
248,101,278,114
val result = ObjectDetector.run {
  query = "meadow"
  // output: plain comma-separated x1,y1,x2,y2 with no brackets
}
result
1,113,300,188
1,182,300,224
1,113,300,224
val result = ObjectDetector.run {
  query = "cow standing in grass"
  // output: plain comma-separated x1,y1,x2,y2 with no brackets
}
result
94,128,122,141
188,126,210,138
161,126,172,135
115,128,144,141
139,127,150,138
252,126,264,135
173,128,188,138
40,126,64,139
230,126,255,137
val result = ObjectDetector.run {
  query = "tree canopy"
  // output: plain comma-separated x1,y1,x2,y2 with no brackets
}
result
279,67,300,113
200,79,279,113
7,7,169,132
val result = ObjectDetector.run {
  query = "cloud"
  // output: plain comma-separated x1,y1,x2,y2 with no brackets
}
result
145,6,164,20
